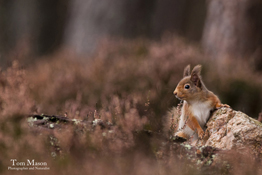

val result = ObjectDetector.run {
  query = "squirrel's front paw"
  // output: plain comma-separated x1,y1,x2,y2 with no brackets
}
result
198,130,204,139
216,103,230,109
221,104,230,108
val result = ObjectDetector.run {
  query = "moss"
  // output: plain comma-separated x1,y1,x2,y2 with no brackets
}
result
72,119,81,125
249,116,262,127
184,144,192,150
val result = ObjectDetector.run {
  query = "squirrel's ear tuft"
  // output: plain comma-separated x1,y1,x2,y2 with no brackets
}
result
191,65,202,76
191,65,202,88
183,65,191,77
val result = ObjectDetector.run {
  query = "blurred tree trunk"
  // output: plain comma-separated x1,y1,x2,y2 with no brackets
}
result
152,0,206,41
64,0,206,56
0,0,37,66
202,0,262,70
0,0,208,64
64,0,156,55
0,0,69,67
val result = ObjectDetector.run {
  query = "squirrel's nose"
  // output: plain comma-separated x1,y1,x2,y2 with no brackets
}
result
173,91,177,96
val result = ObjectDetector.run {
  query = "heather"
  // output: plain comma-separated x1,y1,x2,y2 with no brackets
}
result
0,37,261,175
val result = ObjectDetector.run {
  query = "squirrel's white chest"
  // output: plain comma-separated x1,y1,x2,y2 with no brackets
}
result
190,101,212,127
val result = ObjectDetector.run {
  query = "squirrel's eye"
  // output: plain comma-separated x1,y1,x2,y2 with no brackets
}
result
184,85,190,89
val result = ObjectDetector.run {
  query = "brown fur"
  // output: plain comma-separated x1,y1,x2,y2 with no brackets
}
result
173,64,230,140
186,105,205,138
176,131,189,139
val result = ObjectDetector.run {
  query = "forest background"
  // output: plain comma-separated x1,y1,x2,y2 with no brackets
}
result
0,1,261,174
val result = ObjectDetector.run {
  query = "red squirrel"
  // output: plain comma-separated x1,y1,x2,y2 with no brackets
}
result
173,65,229,141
